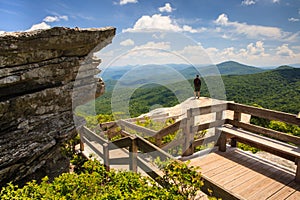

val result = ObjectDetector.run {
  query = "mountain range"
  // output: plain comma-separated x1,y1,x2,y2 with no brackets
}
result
99,61,268,82
78,65,300,117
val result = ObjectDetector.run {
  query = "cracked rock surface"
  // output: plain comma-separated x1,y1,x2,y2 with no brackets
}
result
0,27,115,186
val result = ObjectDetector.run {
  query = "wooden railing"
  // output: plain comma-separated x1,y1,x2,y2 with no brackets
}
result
79,125,241,199
79,101,300,197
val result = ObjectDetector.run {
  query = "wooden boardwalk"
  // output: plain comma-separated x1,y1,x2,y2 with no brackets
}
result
79,98,300,200
189,147,300,200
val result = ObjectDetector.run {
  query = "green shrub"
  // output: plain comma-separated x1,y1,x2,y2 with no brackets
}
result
1,159,204,200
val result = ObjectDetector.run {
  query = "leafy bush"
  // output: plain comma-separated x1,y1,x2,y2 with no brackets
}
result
158,160,203,200
1,159,204,200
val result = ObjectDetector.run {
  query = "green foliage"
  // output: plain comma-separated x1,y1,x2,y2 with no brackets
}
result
222,68,300,114
159,160,203,200
77,68,300,119
1,159,204,200
237,142,259,153
268,121,300,137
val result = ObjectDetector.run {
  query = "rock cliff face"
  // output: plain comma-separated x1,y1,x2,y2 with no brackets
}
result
0,27,116,185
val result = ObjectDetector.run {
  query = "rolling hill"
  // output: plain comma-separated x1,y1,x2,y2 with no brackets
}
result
99,61,266,82
77,67,300,117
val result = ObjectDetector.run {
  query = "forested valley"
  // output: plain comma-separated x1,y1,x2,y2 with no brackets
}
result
77,67,300,117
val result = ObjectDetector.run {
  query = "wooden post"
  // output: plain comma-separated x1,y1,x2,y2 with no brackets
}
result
103,143,110,172
182,109,194,156
215,111,223,147
79,126,84,151
296,159,300,183
155,135,162,147
80,140,84,151
218,132,227,152
129,137,138,172
230,138,237,147
234,111,242,122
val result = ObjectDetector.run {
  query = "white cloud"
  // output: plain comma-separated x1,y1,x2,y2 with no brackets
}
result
288,17,299,22
120,39,135,46
123,14,200,33
241,0,256,6
119,0,138,5
182,25,197,33
202,40,300,66
0,31,5,35
214,13,288,40
246,41,266,55
43,15,68,22
215,14,228,25
272,0,280,3
123,14,181,32
132,41,171,51
158,3,173,13
27,22,51,32
276,44,295,57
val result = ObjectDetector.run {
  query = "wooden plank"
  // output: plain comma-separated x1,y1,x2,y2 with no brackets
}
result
125,113,169,123
221,155,274,189
155,119,184,138
236,166,286,197
200,175,243,200
228,103,300,126
214,153,260,185
192,119,226,132
83,137,104,158
228,119,300,145
200,156,232,173
190,103,228,116
217,127,300,161
82,126,107,145
227,161,273,191
136,156,166,187
108,136,132,150
189,153,223,168
100,121,116,130
109,157,129,165
267,181,300,200
248,172,295,200
286,189,300,200
193,135,218,147
136,135,174,161
204,160,240,178
118,119,156,137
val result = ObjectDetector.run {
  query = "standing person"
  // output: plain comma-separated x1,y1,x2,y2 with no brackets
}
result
193,75,201,99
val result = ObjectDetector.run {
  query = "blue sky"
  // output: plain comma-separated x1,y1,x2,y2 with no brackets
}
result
1,0,300,67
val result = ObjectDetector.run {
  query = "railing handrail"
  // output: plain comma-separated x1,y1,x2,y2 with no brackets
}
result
228,102,300,126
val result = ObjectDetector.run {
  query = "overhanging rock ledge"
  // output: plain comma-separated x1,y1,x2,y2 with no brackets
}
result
0,27,116,186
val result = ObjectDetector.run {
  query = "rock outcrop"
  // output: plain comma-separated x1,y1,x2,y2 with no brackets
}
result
0,27,116,186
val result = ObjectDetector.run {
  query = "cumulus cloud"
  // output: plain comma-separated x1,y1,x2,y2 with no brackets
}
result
119,0,138,5
272,0,280,3
120,39,135,46
241,0,256,6
43,15,68,22
132,41,171,51
27,22,51,32
276,44,295,57
158,3,173,13
123,14,199,33
0,31,5,35
288,17,299,22
214,13,289,40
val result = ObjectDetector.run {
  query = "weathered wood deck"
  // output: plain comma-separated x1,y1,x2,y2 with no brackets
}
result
79,98,300,199
189,147,300,200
